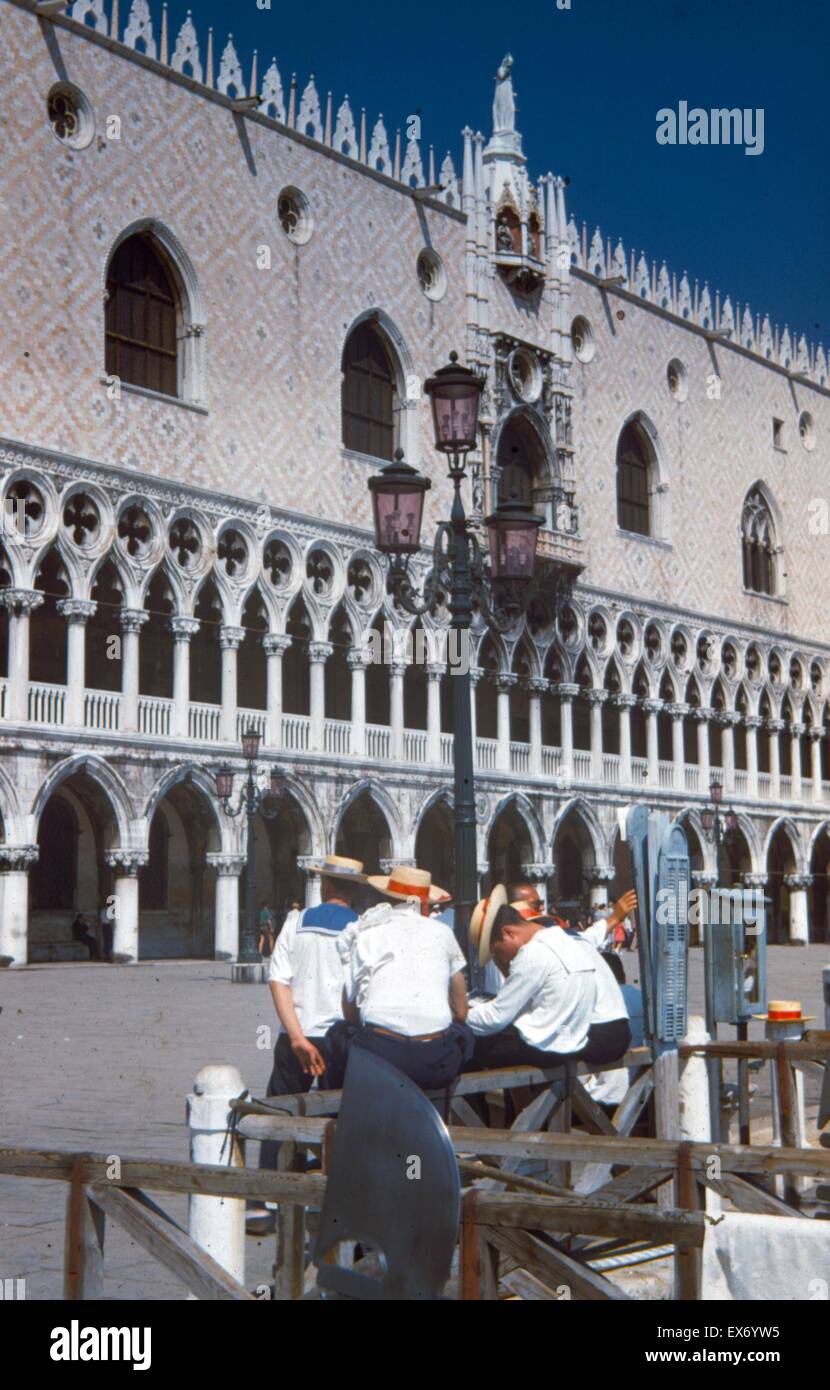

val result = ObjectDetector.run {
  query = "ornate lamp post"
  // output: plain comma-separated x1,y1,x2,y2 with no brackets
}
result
701,769,738,884
367,352,542,982
216,726,286,983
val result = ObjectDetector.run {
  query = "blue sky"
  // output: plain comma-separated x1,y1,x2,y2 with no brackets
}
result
164,0,829,344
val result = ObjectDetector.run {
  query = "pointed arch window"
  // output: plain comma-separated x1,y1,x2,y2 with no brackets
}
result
616,420,654,536
742,488,776,595
341,323,398,460
105,234,180,397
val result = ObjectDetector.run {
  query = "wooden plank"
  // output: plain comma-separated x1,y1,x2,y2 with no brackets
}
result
574,1068,654,1195
484,1226,630,1301
570,1079,619,1137
674,1143,701,1301
0,1147,325,1204
678,1039,829,1061
591,1166,674,1204
88,1184,254,1301
239,1050,654,1119
703,1172,806,1218
459,1191,499,1301
275,1203,306,1301
446,1132,830,1178
64,1160,105,1300
472,1192,704,1247
450,1095,488,1129
501,1267,563,1300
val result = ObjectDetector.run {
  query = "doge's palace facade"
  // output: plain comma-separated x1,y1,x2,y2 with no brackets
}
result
0,0,828,965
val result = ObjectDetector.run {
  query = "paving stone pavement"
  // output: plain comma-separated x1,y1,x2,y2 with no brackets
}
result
1,946,828,1301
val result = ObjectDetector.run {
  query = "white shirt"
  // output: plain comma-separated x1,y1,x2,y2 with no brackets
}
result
343,901,467,1036
567,933,628,1024
467,927,597,1055
582,918,613,949
268,904,358,1037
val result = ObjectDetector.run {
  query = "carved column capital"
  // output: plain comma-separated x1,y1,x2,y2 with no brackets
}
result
666,702,690,720
767,718,786,734
263,633,292,657
520,862,556,882
524,676,549,696
556,682,581,701
308,641,334,665
120,608,150,635
346,647,368,671
807,725,824,742
469,666,485,688
585,689,609,707
588,865,616,886
219,625,246,652
643,698,664,715
379,856,417,875
494,674,518,694
169,616,200,641
692,705,714,723
426,662,446,681
743,715,764,731
741,873,768,889
104,849,149,877
614,693,638,709
206,852,247,878
56,598,97,625
692,870,718,889
1,588,44,615
784,873,812,891
789,722,805,738
0,845,39,871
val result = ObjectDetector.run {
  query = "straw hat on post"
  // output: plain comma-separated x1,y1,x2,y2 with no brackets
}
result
366,864,450,905
470,884,507,965
303,854,368,884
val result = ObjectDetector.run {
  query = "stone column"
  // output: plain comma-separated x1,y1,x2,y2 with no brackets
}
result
56,598,96,728
720,711,738,795
207,853,246,961
297,855,322,908
3,590,44,721
308,641,333,754
615,693,636,784
219,626,245,744
426,662,444,764
120,608,149,734
526,677,547,779
744,715,762,799
691,870,718,947
767,718,784,800
262,633,291,748
389,656,407,761
643,698,663,787
495,674,517,772
741,872,768,936
469,666,483,760
810,727,824,804
104,850,149,965
695,707,712,788
0,846,39,966
557,683,579,782
586,689,607,781
347,649,367,757
784,873,812,945
667,703,688,790
789,722,804,801
170,616,199,739
521,863,556,911
588,865,616,909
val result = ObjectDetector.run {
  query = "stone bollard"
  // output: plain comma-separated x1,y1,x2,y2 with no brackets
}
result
187,1064,247,1288
678,1016,711,1143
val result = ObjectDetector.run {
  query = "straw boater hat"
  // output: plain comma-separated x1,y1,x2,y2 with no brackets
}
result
303,854,368,884
753,999,816,1023
470,884,507,965
367,864,451,905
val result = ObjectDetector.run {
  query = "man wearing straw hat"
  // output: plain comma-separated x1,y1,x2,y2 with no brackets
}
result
254,855,367,1198
329,864,473,1091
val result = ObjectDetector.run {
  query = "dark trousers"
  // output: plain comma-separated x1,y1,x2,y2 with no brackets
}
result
102,920,114,962
465,1025,586,1073
72,927,100,961
258,1032,333,1173
582,1018,632,1065
325,1019,474,1093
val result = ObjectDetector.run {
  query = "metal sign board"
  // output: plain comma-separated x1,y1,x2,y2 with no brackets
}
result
704,889,768,1025
654,822,691,1043
626,803,654,1041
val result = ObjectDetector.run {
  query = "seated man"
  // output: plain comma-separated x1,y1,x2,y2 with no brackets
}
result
466,903,598,1069
583,951,645,1109
331,865,472,1091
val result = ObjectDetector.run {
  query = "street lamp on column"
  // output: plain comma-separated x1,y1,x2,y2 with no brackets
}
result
216,726,286,983
367,352,542,984
701,769,738,883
